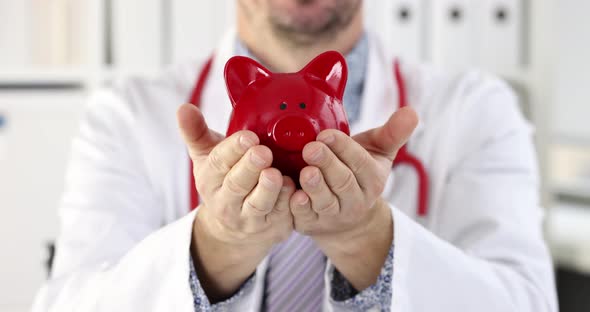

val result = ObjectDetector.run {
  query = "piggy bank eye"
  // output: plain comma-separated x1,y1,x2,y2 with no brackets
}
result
280,102,287,110
299,102,306,109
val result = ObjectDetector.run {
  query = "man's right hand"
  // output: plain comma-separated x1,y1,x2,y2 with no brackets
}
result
177,104,295,302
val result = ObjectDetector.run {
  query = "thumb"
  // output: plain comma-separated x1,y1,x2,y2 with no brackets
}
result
353,107,418,161
177,103,223,158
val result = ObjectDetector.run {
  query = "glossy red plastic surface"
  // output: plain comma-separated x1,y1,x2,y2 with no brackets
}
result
224,51,350,183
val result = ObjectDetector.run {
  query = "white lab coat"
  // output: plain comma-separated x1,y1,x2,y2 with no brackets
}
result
32,30,558,311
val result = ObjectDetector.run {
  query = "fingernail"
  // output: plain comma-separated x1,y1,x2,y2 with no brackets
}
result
297,195,309,206
260,173,276,189
308,145,324,162
281,183,292,193
250,151,267,167
306,171,320,187
318,134,335,145
240,135,256,150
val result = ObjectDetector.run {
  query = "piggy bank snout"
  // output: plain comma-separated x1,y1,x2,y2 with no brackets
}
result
271,116,317,152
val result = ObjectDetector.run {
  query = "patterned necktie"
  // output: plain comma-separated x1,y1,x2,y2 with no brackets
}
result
264,232,326,311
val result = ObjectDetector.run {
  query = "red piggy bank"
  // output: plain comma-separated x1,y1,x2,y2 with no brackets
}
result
224,51,350,183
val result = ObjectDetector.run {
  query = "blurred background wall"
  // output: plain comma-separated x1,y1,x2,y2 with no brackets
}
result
0,0,588,311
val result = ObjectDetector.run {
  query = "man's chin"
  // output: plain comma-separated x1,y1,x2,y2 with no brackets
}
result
272,20,337,41
267,0,360,43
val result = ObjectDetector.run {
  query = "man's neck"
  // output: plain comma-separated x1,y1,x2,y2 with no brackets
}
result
236,8,364,72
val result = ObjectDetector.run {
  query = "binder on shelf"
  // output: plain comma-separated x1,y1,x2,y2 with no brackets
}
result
0,1,32,68
478,0,524,71
111,0,164,75
32,0,70,67
430,0,477,69
67,0,91,66
389,0,427,63
1,0,90,69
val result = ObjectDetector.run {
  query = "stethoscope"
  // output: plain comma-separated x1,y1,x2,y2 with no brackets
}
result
187,55,429,216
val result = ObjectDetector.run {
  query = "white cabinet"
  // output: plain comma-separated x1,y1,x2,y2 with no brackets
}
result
0,92,85,311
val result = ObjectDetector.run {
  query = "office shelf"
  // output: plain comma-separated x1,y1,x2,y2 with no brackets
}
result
498,69,530,88
548,202,590,274
552,180,590,201
0,68,87,88
552,134,590,148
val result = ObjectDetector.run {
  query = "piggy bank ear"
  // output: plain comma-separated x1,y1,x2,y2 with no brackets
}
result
224,56,271,107
301,51,348,101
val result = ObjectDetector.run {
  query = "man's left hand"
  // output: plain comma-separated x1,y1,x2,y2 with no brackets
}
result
289,107,418,291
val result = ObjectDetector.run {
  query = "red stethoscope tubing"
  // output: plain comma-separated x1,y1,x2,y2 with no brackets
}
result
188,55,429,216
391,60,429,216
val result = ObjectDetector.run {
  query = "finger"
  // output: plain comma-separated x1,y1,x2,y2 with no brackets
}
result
353,106,418,161
302,141,362,200
242,168,283,217
316,130,380,192
290,190,317,235
299,167,340,216
220,145,273,206
273,176,296,213
205,129,259,171
177,104,224,158
266,176,296,237
266,176,296,230
197,130,261,192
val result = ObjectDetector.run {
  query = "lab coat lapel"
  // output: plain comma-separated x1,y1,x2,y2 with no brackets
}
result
355,32,425,136
357,33,428,221
353,32,398,135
